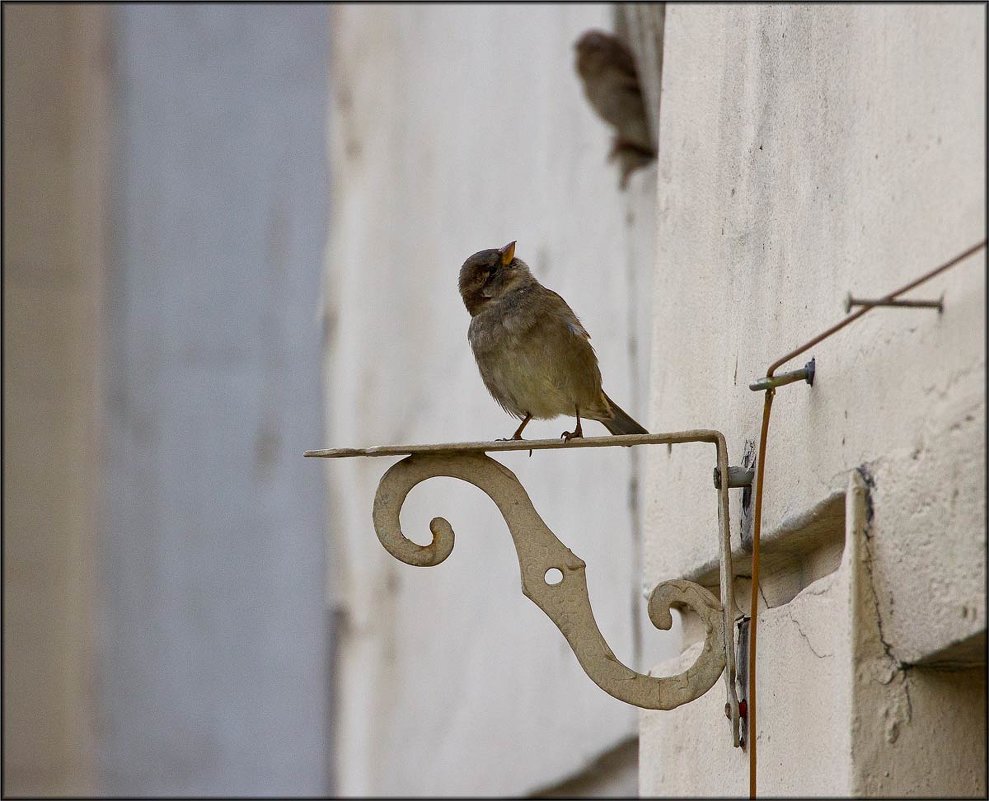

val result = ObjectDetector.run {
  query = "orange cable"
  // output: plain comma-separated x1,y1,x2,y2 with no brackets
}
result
748,387,773,798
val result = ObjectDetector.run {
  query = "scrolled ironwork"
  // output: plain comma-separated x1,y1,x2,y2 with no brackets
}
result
372,450,729,711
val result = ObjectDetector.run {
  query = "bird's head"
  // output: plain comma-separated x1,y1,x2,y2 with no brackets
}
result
458,241,532,315
574,29,634,80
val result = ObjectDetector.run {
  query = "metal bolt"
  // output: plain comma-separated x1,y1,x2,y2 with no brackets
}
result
725,699,748,719
713,466,755,489
749,357,815,392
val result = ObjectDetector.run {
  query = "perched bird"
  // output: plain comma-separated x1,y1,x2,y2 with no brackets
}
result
459,241,648,441
608,140,655,190
574,29,656,188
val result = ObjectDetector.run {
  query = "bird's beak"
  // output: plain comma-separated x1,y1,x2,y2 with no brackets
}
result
499,241,516,266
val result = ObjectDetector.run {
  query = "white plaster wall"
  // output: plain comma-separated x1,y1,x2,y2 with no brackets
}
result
640,5,984,795
323,5,665,795
642,494,856,797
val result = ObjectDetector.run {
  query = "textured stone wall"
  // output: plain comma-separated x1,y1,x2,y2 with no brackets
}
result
640,5,985,795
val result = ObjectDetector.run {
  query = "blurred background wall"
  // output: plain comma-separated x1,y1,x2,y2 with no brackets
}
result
4,4,332,795
322,4,666,796
4,6,109,793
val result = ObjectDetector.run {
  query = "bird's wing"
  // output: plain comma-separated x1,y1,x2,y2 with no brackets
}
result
541,288,592,341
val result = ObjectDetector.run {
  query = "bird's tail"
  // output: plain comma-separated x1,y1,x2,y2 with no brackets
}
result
600,393,648,435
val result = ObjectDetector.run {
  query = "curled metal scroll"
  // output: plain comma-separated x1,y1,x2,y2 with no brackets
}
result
372,452,727,711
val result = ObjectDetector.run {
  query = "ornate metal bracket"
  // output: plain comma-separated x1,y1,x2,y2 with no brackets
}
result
307,431,742,746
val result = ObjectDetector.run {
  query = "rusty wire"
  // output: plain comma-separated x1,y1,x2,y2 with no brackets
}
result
747,237,986,799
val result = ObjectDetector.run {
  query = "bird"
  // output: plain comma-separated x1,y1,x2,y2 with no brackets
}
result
574,29,655,188
458,241,648,441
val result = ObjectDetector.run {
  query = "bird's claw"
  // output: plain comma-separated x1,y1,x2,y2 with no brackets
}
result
560,430,583,443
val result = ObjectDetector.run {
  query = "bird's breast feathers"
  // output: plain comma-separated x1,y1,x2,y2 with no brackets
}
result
467,286,605,419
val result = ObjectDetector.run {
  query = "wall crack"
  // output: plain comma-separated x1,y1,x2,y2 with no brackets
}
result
786,607,834,659
855,465,904,672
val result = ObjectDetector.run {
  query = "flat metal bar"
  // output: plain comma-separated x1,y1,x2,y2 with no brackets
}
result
708,430,740,746
304,430,723,459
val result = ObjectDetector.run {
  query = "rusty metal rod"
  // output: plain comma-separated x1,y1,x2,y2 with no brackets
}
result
844,293,944,313
767,239,985,378
748,238,986,800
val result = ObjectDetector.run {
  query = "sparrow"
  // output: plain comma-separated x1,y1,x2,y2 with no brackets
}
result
574,30,656,188
458,241,648,441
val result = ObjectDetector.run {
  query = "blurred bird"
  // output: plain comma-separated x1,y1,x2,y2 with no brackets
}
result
459,241,648,441
574,29,656,188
